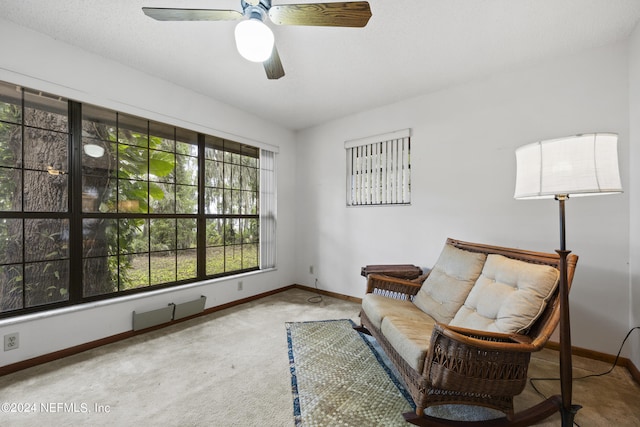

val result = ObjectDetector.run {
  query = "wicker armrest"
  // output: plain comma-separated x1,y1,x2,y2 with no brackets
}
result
424,323,535,397
437,323,535,351
366,273,424,298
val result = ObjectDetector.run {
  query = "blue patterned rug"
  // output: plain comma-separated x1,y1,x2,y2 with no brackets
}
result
286,319,414,427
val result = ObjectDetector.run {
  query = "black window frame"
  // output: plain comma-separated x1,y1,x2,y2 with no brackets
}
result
0,82,262,319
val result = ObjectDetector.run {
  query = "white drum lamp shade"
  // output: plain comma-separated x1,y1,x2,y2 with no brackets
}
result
514,133,622,199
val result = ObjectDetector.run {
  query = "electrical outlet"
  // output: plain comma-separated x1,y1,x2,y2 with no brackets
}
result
4,332,19,351
309,265,314,274
237,281,243,291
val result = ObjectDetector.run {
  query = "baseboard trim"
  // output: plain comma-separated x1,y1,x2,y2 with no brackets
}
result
3,284,637,387
540,341,640,385
291,284,363,304
0,286,291,377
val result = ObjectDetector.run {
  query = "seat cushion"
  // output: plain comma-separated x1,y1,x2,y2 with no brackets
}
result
362,293,425,330
412,243,487,324
380,310,437,373
450,254,560,334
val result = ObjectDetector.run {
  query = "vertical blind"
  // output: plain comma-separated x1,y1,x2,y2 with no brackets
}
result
345,129,411,206
259,149,277,269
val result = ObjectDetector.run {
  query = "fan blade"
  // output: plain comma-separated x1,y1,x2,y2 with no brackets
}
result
268,1,371,27
142,8,243,21
264,46,285,80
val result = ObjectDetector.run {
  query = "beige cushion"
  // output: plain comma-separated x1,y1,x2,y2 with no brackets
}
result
450,254,559,334
361,293,425,330
380,310,437,373
412,244,487,323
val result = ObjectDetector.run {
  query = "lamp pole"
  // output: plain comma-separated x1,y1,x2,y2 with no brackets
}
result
555,195,581,426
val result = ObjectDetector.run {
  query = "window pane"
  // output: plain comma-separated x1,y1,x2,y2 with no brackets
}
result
150,182,175,214
226,189,239,215
205,159,223,188
24,219,69,262
118,113,148,147
0,218,22,264
82,139,115,176
83,218,118,257
0,264,23,312
225,245,243,271
176,185,197,214
204,146,223,161
83,256,118,297
0,122,22,168
0,82,22,124
23,128,68,172
206,218,223,246
243,243,259,269
177,248,197,281
119,218,148,254
149,121,175,152
24,170,68,212
118,146,148,180
176,128,198,150
151,252,176,285
82,104,117,141
205,188,223,214
150,218,176,252
118,179,148,213
83,174,117,213
177,218,197,249
224,163,235,188
0,167,21,211
177,154,198,185
243,218,259,244
149,149,175,183
206,246,224,276
24,90,68,132
25,259,69,307
120,253,148,290
241,165,257,191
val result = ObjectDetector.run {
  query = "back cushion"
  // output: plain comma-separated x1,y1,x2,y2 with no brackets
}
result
450,254,559,334
412,244,487,324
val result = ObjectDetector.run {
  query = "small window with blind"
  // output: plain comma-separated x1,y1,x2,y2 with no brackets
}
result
345,129,411,206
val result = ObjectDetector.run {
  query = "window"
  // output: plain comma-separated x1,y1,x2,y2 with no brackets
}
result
345,129,411,206
0,80,277,318
204,136,259,275
0,86,71,311
80,106,200,297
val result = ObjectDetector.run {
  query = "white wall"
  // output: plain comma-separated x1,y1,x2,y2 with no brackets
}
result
629,21,640,368
295,42,631,356
0,19,297,367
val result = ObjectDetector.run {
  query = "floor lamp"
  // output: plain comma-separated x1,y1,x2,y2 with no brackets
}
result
514,133,622,426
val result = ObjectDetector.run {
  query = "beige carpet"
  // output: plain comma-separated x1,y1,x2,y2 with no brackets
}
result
0,288,639,426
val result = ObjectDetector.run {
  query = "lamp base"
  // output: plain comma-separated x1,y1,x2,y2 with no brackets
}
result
560,403,582,427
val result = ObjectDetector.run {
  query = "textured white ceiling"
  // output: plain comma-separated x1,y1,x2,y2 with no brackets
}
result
1,0,639,130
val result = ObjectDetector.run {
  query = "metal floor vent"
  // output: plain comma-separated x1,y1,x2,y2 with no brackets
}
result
132,296,207,331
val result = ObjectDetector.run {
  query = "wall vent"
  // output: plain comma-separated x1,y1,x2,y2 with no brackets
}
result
132,296,207,331
132,304,175,331
174,296,207,320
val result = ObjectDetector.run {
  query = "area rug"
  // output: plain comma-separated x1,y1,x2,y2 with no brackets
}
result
286,319,414,427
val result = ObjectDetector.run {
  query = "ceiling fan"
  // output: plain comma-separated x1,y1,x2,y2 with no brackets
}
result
142,0,372,80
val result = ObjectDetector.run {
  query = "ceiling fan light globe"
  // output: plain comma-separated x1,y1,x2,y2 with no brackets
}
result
235,18,274,63
84,143,105,158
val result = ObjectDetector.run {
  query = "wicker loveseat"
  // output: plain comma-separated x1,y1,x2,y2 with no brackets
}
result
358,238,578,424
